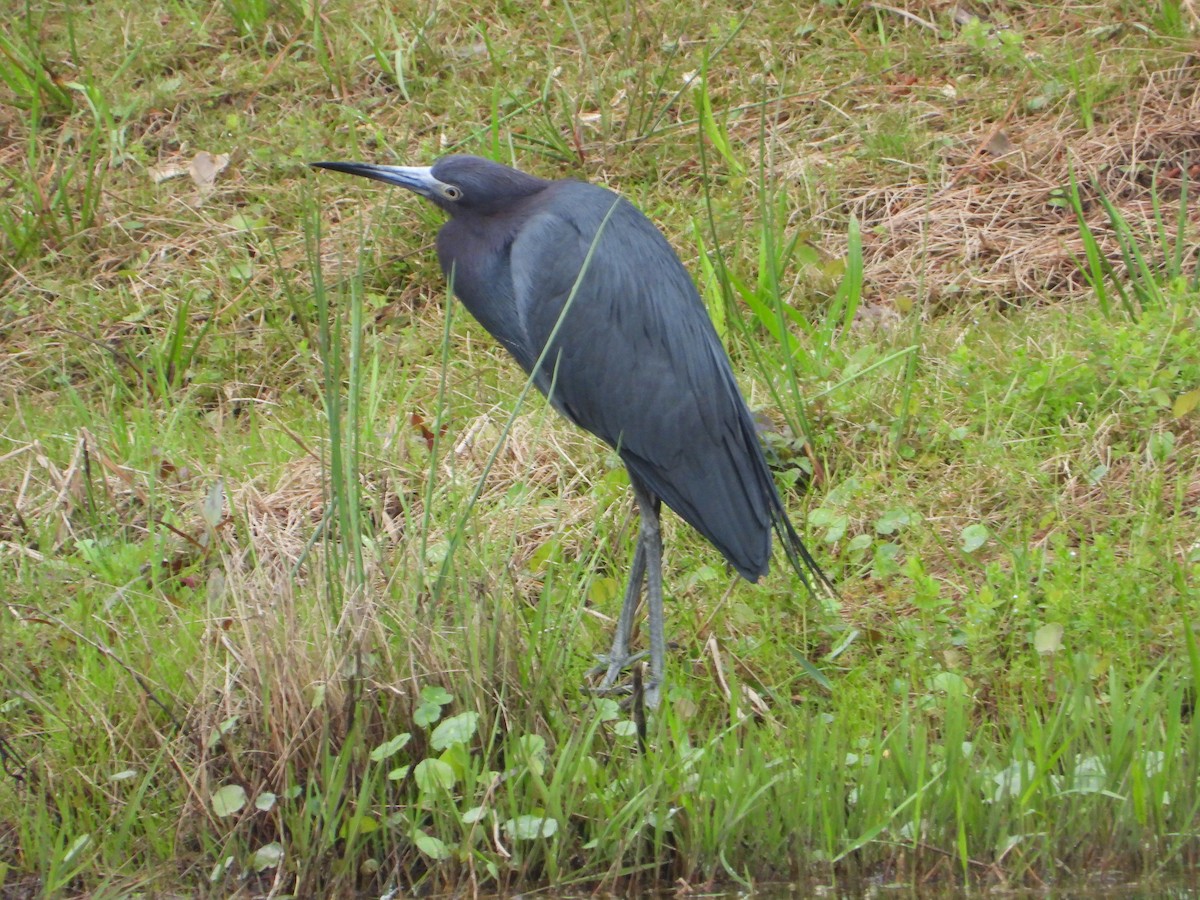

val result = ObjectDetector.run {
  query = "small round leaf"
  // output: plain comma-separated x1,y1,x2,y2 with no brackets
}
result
1034,622,1064,655
414,758,456,792
251,842,284,872
211,784,247,818
961,523,989,553
430,712,479,751
504,815,559,840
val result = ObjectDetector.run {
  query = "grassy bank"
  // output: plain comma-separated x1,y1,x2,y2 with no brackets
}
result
2,0,1199,894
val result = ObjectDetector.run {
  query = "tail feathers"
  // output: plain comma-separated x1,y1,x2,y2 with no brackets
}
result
773,506,838,600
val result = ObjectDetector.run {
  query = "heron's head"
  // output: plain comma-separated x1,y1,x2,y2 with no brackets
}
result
310,155,549,216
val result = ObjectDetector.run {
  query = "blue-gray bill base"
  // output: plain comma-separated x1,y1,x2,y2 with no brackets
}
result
310,155,835,708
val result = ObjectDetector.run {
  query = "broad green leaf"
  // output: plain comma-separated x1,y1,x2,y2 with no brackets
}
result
592,697,621,721
808,508,837,526
414,758,456,792
414,702,442,728
251,842,284,871
340,815,379,838
439,742,472,780
874,508,912,536
462,805,488,824
516,734,546,756
1034,622,1064,655
420,685,453,706
846,533,873,555
961,523,989,553
414,830,451,859
206,715,239,749
1173,387,1200,418
515,733,548,775
504,814,559,840
224,212,266,232
430,712,479,751
1148,430,1175,463
370,732,412,762
62,833,92,866
211,784,247,817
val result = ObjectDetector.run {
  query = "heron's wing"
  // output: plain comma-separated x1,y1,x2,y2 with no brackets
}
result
508,184,774,579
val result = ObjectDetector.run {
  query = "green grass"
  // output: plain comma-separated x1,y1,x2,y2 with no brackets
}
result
2,0,1200,895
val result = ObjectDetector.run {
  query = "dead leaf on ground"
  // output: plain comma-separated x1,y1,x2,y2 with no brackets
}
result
148,151,231,193
189,151,231,193
985,130,1015,157
148,159,189,183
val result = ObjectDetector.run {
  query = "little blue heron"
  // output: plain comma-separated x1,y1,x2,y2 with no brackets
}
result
311,154,834,708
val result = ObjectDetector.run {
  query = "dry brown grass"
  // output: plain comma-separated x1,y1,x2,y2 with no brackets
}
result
827,62,1200,309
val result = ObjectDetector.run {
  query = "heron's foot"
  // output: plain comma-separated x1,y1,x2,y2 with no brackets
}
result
586,676,641,716
642,679,662,711
587,649,649,691
586,657,663,713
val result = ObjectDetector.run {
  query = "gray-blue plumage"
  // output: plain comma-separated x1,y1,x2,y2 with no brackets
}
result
311,154,834,707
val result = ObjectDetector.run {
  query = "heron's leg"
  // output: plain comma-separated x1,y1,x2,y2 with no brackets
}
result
635,485,666,710
590,484,665,692
592,536,647,689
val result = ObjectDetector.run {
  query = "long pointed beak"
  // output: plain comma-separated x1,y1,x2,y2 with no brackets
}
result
309,161,443,197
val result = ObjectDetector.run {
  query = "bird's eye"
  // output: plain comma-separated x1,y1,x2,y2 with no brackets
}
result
443,185,462,200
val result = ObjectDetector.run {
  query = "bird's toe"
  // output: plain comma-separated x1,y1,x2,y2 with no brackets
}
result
588,649,648,689
643,681,662,710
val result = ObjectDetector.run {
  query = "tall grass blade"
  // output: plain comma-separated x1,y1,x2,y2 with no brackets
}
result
1068,168,1119,318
